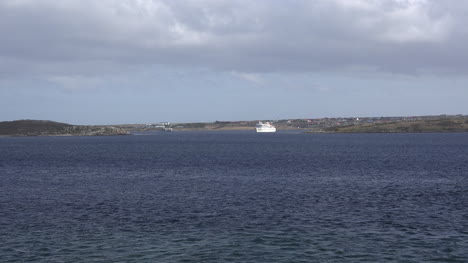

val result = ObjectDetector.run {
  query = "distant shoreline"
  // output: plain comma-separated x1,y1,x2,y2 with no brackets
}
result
0,120,129,137
119,115,468,134
2,115,468,136
317,117,468,133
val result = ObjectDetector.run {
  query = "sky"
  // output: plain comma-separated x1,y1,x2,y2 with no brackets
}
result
1,0,467,125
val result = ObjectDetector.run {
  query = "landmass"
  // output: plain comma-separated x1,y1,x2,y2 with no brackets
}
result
3,115,468,136
321,116,468,133
117,115,468,133
0,120,129,137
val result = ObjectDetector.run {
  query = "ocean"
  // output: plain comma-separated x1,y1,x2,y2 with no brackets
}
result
1,131,467,262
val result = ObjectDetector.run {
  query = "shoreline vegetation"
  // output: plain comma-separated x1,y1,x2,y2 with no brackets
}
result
0,120,129,137
320,117,468,133
2,115,468,136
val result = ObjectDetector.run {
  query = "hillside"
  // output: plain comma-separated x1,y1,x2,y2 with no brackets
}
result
322,117,468,133
0,120,130,136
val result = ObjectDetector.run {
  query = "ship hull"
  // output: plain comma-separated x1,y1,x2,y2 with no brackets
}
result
256,127,276,133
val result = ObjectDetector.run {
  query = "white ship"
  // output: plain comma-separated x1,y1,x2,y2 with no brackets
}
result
255,121,276,133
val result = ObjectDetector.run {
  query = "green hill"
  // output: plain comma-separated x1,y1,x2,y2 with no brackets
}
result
0,120,129,136
323,117,468,133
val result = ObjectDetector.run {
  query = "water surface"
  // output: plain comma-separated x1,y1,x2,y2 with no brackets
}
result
1,131,467,262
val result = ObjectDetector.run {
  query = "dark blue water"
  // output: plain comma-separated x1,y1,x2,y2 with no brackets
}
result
1,131,467,262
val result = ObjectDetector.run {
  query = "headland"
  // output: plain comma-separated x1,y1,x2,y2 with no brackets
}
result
0,120,129,137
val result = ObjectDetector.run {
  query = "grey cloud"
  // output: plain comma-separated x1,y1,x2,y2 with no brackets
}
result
1,0,467,78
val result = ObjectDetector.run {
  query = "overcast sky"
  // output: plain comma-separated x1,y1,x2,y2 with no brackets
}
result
1,0,467,124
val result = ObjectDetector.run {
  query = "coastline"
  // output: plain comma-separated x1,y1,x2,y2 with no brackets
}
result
3,115,468,136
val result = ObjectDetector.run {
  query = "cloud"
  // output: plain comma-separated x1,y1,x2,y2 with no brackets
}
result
231,72,264,85
0,0,467,79
375,0,454,43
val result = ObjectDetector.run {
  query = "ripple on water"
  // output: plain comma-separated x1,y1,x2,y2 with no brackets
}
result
1,133,468,262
